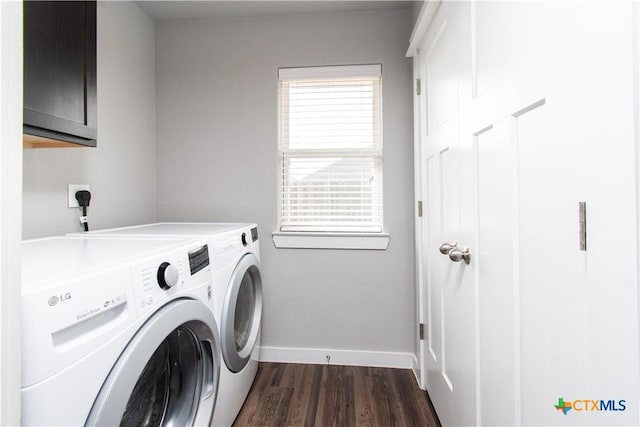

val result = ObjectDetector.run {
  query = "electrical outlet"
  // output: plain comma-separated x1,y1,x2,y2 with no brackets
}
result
68,184,90,208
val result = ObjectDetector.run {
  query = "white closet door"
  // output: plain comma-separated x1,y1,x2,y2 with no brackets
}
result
474,2,639,425
415,1,639,425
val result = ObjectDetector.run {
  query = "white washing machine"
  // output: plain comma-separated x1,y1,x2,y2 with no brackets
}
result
21,235,222,426
71,223,263,426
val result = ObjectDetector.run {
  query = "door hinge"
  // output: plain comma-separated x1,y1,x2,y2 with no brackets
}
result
416,78,421,96
418,200,423,217
419,323,424,340
579,202,587,251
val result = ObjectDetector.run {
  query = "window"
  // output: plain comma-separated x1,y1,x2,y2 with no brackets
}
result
278,64,383,234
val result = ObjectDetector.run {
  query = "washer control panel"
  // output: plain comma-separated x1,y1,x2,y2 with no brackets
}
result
132,241,212,316
188,244,210,274
157,262,179,289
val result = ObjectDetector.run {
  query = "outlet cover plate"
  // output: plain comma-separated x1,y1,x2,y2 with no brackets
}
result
68,184,90,208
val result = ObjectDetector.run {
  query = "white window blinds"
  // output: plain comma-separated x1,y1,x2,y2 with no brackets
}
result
278,64,383,233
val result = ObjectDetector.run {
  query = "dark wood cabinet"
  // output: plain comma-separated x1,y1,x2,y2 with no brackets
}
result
23,1,97,147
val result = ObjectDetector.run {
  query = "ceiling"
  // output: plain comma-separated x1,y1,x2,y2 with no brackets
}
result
136,1,415,22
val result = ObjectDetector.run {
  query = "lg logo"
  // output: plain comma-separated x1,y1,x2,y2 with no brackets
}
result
48,293,71,306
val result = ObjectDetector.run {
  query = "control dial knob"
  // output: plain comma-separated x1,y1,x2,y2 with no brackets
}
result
157,262,179,290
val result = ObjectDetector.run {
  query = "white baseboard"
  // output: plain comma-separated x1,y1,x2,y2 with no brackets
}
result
258,345,413,369
411,354,427,390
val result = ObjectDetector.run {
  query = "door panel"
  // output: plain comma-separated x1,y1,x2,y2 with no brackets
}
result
439,146,454,392
476,119,516,426
474,2,519,97
578,4,639,424
517,100,589,426
425,154,441,367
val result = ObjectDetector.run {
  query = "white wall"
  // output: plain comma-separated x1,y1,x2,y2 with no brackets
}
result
156,8,415,358
22,1,157,239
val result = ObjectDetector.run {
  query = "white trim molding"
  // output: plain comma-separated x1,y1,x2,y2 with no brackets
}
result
279,63,381,81
259,345,413,369
272,232,390,250
411,354,426,390
0,1,23,425
406,0,442,58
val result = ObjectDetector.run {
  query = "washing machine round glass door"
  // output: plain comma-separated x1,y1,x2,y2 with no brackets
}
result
85,299,220,427
221,253,263,373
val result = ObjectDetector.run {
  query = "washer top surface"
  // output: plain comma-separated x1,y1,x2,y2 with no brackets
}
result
83,222,248,237
22,236,188,291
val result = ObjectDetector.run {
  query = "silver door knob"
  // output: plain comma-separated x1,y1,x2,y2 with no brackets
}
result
439,241,458,255
449,247,471,264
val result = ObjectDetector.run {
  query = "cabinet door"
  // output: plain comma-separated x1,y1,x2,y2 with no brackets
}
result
23,0,97,147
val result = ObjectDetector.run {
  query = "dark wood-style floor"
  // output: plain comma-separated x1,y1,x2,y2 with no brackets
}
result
233,362,441,427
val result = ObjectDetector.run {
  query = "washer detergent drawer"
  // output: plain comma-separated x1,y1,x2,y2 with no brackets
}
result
21,267,135,387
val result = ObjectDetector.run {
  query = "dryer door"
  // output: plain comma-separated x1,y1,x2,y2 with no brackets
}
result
221,253,263,373
85,299,220,427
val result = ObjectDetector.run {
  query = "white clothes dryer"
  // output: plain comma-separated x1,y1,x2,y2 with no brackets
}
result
71,223,263,426
21,236,221,426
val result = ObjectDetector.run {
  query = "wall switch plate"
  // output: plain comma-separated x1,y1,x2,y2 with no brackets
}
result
68,184,90,208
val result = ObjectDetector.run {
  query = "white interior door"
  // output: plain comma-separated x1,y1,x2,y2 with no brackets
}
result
420,3,476,426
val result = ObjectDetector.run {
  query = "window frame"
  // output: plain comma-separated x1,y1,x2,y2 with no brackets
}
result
275,64,387,249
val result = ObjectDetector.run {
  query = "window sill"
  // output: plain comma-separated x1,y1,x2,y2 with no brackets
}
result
272,232,390,250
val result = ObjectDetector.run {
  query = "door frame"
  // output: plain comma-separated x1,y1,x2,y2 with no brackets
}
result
408,0,441,391
0,1,23,425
